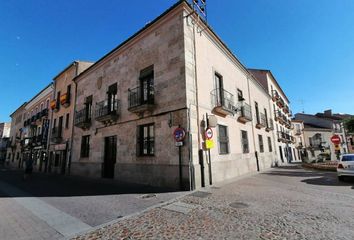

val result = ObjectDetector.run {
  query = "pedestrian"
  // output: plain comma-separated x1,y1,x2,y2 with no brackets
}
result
23,156,33,180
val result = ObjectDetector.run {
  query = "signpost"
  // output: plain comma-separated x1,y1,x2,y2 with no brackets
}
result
173,127,186,190
205,127,213,140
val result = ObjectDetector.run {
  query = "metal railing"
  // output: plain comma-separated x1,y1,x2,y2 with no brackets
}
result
240,103,252,121
75,107,91,125
51,127,62,139
267,118,274,130
128,85,154,109
95,99,119,119
259,112,267,126
210,88,234,113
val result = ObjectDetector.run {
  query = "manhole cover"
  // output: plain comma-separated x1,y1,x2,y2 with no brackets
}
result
229,202,249,209
189,191,212,198
140,194,157,199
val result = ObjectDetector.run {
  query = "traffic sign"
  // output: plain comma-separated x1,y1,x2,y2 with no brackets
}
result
334,144,340,151
331,135,341,145
205,128,213,140
173,127,186,142
205,139,214,149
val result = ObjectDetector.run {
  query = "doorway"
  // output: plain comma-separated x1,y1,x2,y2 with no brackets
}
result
279,146,284,162
102,136,117,178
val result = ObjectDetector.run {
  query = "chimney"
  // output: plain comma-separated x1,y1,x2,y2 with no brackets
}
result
324,109,332,117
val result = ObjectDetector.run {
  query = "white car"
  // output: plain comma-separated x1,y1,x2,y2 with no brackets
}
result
337,154,354,181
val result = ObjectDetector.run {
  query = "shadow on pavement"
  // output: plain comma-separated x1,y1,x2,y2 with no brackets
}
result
0,167,182,198
263,164,354,189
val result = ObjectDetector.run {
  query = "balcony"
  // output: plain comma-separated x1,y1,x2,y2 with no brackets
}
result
266,118,274,132
50,100,59,112
296,142,303,149
75,107,92,129
294,129,302,135
256,112,267,129
334,127,342,133
238,103,252,123
283,105,289,114
24,119,28,127
277,131,285,142
60,93,70,108
51,127,62,143
274,110,282,122
95,99,119,123
128,85,155,113
41,108,49,118
276,98,285,108
272,90,280,102
210,88,235,116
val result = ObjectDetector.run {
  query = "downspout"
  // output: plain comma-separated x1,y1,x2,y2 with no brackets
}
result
46,83,55,172
191,13,205,187
247,75,259,171
68,62,79,175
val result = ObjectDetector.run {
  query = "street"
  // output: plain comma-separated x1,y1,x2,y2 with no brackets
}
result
1,164,354,239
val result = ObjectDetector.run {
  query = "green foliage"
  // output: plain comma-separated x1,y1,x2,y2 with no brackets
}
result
344,117,354,133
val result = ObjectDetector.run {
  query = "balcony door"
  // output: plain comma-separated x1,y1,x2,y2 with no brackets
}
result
140,68,154,104
215,73,224,106
102,136,117,179
107,84,117,113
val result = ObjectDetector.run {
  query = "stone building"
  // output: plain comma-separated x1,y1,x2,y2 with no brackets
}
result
294,111,347,161
0,122,11,163
291,120,306,161
6,103,27,167
248,69,296,163
21,84,53,171
70,1,281,189
48,61,93,174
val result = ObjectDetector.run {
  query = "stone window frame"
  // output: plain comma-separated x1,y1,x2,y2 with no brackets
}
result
80,135,90,158
137,123,155,157
217,124,229,155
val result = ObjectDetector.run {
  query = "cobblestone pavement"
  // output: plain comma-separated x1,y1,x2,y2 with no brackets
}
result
72,164,354,240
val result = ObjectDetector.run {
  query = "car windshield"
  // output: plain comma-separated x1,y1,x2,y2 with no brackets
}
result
342,155,354,161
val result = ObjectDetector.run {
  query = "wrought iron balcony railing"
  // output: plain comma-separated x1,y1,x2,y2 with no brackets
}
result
128,85,155,113
238,103,252,123
210,88,234,116
75,107,92,128
95,99,119,122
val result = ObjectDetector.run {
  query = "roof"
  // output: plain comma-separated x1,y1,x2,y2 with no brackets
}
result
9,102,27,118
248,69,290,103
53,60,93,80
303,123,331,130
25,83,53,106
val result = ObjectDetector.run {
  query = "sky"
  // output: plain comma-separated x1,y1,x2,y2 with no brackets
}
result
0,0,353,122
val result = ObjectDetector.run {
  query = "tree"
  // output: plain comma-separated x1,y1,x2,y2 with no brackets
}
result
344,117,354,134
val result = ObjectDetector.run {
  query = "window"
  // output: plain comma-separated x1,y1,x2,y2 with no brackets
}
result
241,130,249,153
255,101,260,124
85,95,93,119
56,91,61,110
80,135,90,158
140,66,154,104
58,116,63,135
264,108,268,127
215,73,224,105
107,83,117,112
137,123,154,156
218,125,229,154
258,135,264,153
65,113,69,129
237,89,244,101
268,137,272,152
46,99,49,109
67,84,71,96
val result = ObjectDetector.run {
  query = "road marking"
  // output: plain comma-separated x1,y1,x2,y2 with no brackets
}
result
0,181,91,237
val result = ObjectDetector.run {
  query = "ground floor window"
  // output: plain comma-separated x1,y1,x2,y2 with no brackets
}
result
258,135,264,153
218,125,229,154
137,123,154,156
81,135,90,158
241,130,249,153
267,137,272,152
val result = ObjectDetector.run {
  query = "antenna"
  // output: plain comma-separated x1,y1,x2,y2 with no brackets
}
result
299,99,305,113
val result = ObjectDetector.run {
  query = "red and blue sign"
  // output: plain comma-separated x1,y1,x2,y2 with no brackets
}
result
173,127,186,142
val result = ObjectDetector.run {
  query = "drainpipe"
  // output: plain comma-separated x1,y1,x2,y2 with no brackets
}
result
190,13,204,187
46,83,55,173
68,62,79,175
246,75,259,171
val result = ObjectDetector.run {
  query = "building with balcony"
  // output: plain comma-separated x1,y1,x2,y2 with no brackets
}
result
294,110,348,161
69,1,280,190
0,122,11,163
48,61,93,175
20,83,53,171
248,69,296,163
6,103,26,168
291,120,305,161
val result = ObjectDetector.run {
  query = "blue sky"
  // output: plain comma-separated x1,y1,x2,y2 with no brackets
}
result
1,0,353,122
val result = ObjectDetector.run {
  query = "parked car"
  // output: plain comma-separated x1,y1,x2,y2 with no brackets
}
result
337,154,354,181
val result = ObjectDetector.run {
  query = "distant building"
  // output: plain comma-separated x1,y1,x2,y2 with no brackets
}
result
294,111,347,161
0,122,11,163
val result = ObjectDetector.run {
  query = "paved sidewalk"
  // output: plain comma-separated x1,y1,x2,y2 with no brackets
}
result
72,164,354,240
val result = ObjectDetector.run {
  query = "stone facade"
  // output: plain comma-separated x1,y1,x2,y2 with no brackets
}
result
48,61,93,175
